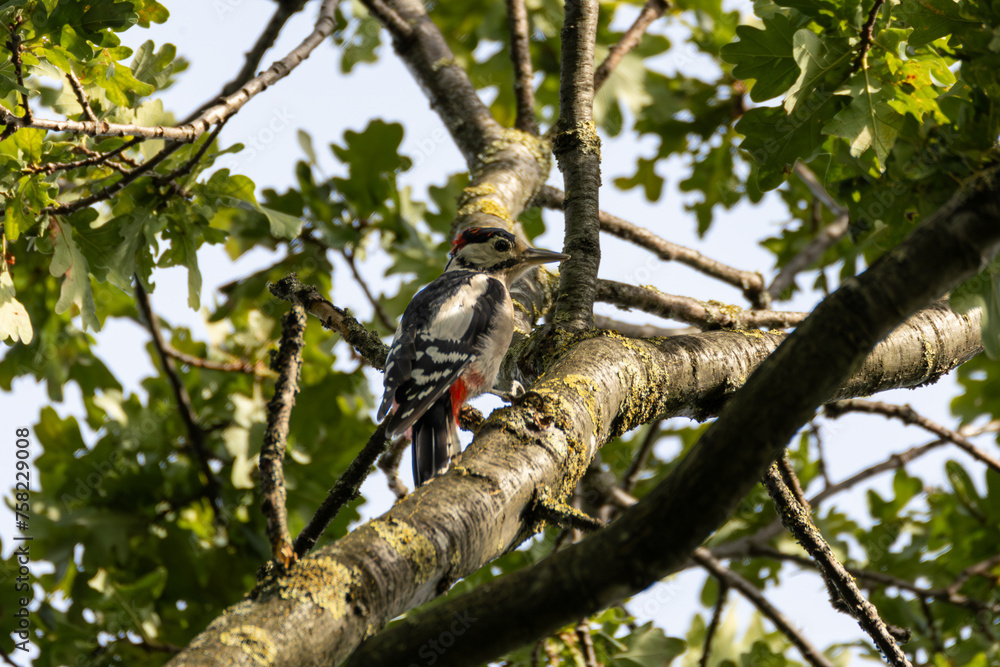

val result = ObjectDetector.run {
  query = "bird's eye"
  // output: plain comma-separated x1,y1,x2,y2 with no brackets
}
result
493,238,512,252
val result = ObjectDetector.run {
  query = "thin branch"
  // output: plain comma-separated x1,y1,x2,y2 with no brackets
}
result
182,0,308,123
946,553,1000,599
699,579,728,667
621,420,661,492
162,344,268,376
505,0,538,134
377,435,410,501
768,215,849,299
735,545,999,616
598,279,807,330
763,464,912,667
7,19,32,124
825,399,1000,475
593,0,668,91
360,0,413,39
21,138,142,175
693,548,836,667
537,186,768,307
575,621,598,667
65,70,98,122
851,0,886,74
42,139,186,216
259,302,307,568
0,0,338,142
767,163,850,300
292,423,389,557
777,451,811,515
342,247,395,331
134,281,225,526
551,0,601,332
594,314,696,338
152,121,227,186
269,273,388,370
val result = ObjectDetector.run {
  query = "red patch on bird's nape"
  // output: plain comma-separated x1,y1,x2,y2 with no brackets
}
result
450,227,480,255
449,378,468,421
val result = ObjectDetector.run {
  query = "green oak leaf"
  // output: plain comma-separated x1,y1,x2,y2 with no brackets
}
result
50,219,101,331
823,78,904,170
0,270,32,343
896,0,980,47
784,29,851,113
614,622,685,667
614,156,664,202
721,13,800,102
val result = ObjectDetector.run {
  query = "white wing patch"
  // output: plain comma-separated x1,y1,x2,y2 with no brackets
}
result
426,275,490,340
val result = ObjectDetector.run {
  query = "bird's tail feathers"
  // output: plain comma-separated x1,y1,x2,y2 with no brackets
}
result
411,395,461,487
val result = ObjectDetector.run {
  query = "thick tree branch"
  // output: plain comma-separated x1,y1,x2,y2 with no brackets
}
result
598,279,807,330
259,302,307,568
505,0,538,134
551,0,601,331
338,181,1000,666
593,0,669,91
170,291,986,665
537,185,768,307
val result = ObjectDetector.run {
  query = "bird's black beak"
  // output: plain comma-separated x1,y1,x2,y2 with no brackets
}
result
520,247,571,265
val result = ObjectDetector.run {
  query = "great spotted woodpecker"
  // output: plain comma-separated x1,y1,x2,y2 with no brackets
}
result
377,227,569,486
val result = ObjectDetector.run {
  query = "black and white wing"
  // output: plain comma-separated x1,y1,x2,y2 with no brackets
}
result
378,271,506,438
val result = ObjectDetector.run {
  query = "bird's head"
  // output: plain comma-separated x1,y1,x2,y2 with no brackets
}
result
444,227,569,286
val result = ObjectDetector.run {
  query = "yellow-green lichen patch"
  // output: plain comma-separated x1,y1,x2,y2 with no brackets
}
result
370,517,438,585
458,197,512,225
706,300,745,326
278,556,359,616
220,625,277,666
459,183,497,204
476,128,552,175
431,57,453,71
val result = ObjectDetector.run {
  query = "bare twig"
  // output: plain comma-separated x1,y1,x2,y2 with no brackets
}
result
693,548,836,667
153,121,227,186
0,0,338,142
183,0,308,122
551,0,601,332
767,163,850,300
134,281,225,525
851,0,886,73
575,621,598,667
505,0,538,134
162,344,268,376
269,273,389,369
777,451,811,515
621,420,661,492
342,247,395,331
826,399,1000,475
377,435,410,501
259,302,307,568
21,138,142,175
594,314,696,338
598,279,807,330
537,186,768,307
945,554,1000,599
7,19,32,124
65,70,98,122
593,0,668,91
763,464,912,667
699,579,728,667
734,544,999,616
293,423,389,557
361,0,413,38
